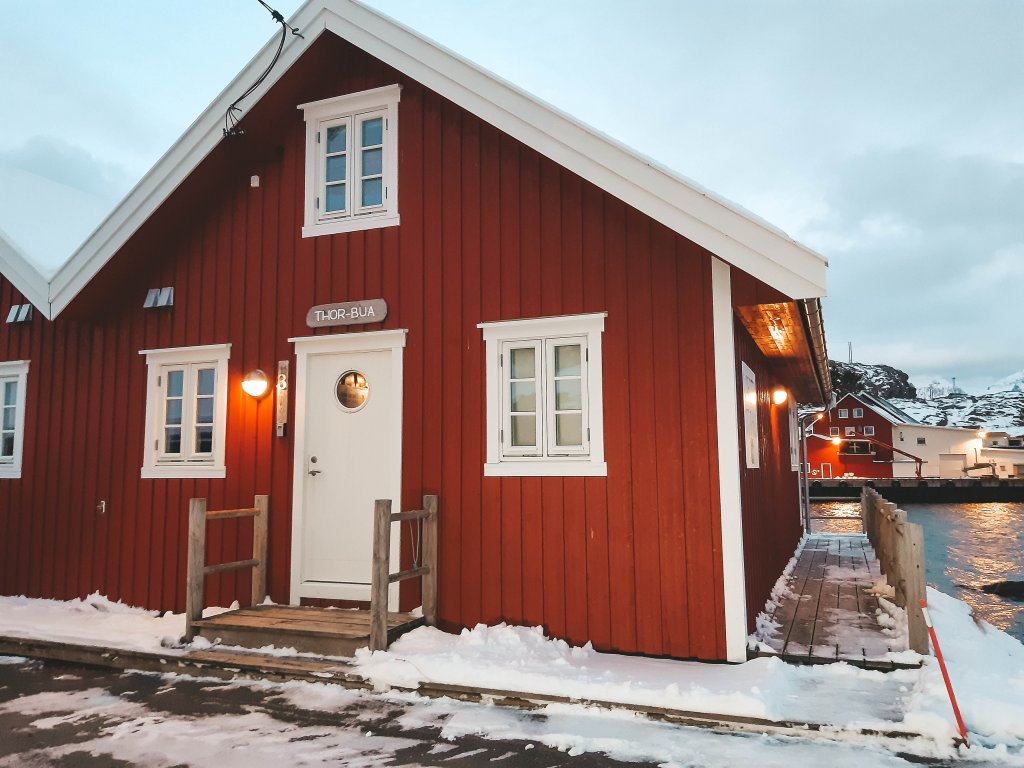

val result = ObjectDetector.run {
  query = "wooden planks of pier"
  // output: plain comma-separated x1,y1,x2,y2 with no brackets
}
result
190,604,423,657
749,534,919,670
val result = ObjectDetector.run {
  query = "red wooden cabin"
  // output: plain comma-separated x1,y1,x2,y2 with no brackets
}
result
0,0,830,662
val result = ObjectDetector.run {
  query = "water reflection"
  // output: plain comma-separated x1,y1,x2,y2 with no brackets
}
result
810,501,1024,642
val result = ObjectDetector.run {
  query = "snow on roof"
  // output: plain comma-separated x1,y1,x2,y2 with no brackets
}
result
0,166,112,279
854,392,921,425
2,0,828,319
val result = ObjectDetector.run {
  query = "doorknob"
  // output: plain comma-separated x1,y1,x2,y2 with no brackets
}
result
308,455,321,476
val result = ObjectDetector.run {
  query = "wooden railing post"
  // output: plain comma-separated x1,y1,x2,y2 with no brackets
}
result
251,495,269,607
422,494,438,626
185,498,207,641
370,499,392,651
904,523,929,653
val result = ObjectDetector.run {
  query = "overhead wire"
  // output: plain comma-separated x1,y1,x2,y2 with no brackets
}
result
224,1,304,137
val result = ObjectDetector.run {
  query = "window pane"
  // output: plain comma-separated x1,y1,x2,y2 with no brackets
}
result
555,379,582,411
165,427,181,454
556,413,583,446
196,397,214,424
510,348,535,379
167,369,184,397
195,426,213,454
362,117,383,147
554,345,581,377
3,381,15,406
362,147,382,176
326,155,347,183
2,406,14,431
165,399,182,426
1,434,12,457
326,124,346,153
362,177,383,207
511,414,536,447
326,183,346,212
510,382,536,413
196,368,215,396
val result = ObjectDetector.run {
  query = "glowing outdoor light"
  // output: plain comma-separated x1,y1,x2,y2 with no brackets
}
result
242,369,270,398
831,436,842,446
978,431,987,439
772,388,789,405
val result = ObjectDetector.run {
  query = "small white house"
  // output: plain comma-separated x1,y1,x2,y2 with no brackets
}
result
980,433,1024,478
891,424,986,479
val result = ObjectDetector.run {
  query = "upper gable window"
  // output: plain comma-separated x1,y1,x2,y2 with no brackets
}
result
299,85,401,238
852,407,864,418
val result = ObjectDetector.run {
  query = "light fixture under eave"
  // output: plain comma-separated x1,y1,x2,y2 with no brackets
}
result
831,437,842,446
242,369,270,398
772,388,789,405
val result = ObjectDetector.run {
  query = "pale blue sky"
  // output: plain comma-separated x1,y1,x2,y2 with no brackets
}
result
1,1,1021,392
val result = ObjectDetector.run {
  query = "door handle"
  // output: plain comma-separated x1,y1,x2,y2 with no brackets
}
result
308,455,321,476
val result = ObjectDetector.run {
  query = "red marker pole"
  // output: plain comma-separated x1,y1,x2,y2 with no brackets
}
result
919,598,970,747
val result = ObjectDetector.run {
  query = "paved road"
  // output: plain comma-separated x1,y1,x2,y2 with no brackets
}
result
0,656,965,767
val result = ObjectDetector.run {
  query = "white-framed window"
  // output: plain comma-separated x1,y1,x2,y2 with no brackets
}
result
917,436,927,445
845,427,857,436
853,407,864,418
479,313,606,476
838,408,849,418
0,361,29,479
864,425,876,436
140,344,230,478
741,362,760,469
829,426,840,436
299,84,401,238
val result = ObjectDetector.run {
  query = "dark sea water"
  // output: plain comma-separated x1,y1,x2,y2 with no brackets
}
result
811,501,1024,642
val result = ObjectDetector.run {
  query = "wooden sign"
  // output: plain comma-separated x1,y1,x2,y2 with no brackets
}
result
306,299,387,328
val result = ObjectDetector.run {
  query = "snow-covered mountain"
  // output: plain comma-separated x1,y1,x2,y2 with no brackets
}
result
830,360,1024,432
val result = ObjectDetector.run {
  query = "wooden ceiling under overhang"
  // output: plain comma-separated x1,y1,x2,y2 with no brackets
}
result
735,301,823,403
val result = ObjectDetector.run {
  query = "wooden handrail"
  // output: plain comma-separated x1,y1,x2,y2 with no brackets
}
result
185,495,269,641
370,494,438,651
860,487,927,654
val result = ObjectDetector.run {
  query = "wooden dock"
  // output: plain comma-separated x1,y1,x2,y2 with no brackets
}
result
191,604,423,657
749,534,919,669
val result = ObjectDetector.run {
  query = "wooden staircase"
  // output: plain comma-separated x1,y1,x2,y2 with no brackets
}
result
184,494,438,657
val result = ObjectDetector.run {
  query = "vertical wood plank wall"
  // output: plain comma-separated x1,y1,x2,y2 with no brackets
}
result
0,33,758,660
731,274,804,631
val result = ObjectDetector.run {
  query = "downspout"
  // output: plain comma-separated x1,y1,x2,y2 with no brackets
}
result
800,298,832,406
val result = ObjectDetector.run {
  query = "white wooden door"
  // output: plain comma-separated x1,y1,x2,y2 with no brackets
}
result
290,331,405,603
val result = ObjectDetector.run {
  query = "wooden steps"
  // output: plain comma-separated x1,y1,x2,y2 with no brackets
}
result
191,604,423,657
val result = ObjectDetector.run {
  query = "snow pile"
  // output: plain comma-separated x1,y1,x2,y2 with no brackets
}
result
891,391,1024,431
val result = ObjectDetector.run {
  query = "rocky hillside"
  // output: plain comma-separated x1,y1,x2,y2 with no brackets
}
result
829,360,1024,432
829,360,917,399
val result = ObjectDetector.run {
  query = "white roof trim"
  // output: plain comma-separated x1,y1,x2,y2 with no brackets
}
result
0,229,50,312
4,0,827,320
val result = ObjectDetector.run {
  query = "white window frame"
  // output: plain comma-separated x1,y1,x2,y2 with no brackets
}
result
0,361,29,479
299,84,401,238
741,362,760,469
480,313,606,477
829,426,840,436
838,408,849,418
853,407,864,418
864,425,876,436
140,344,230,479
845,427,857,436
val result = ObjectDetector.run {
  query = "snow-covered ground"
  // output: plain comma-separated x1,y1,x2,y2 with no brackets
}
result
1,588,1023,764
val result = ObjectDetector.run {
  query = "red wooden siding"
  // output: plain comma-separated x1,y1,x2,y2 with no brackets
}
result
0,32,734,659
731,273,803,632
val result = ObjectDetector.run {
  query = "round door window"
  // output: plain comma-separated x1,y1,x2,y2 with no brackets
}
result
336,370,369,411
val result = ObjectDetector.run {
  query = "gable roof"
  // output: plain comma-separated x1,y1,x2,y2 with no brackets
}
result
838,392,920,425
3,0,828,320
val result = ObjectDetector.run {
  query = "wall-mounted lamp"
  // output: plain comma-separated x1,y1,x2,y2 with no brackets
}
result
242,369,270,398
831,436,842,446
978,431,987,439
772,388,789,405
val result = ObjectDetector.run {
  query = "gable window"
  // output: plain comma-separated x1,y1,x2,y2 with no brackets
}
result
299,85,400,238
140,344,230,478
845,427,856,437
829,427,840,436
480,313,606,476
864,425,876,436
0,361,29,479
853,408,864,418
838,408,849,418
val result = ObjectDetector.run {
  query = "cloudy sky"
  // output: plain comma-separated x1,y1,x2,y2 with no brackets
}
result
1,1,1021,392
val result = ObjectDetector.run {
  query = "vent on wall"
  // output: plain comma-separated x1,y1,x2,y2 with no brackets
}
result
5,304,32,324
144,287,175,309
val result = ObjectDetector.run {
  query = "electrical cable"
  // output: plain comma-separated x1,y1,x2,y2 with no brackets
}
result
224,1,304,137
